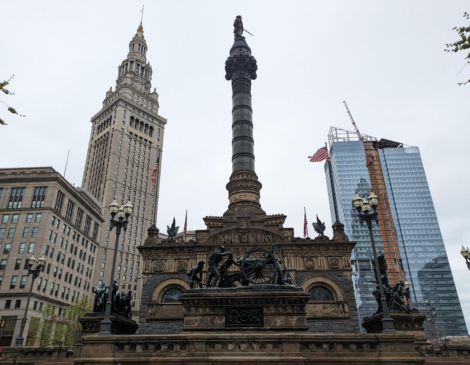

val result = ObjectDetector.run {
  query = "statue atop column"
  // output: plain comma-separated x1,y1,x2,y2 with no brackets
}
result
233,15,244,40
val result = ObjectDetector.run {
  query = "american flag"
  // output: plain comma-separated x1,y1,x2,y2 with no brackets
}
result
303,209,308,238
183,210,187,241
308,146,330,163
151,157,159,184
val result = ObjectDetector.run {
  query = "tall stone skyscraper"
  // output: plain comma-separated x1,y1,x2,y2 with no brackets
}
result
82,23,166,311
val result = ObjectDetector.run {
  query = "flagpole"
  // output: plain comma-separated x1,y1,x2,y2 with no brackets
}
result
325,142,340,223
304,207,309,238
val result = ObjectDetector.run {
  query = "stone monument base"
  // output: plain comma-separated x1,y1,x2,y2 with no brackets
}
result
179,285,310,332
74,332,425,365
362,312,427,336
79,312,138,335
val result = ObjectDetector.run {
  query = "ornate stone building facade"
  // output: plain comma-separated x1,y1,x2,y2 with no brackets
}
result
137,27,360,335
81,23,167,311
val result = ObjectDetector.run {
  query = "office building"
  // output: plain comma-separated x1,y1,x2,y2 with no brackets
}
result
0,167,103,346
81,22,167,311
324,126,467,336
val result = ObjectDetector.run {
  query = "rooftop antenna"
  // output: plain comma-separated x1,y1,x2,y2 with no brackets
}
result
140,5,144,23
343,101,362,141
64,150,70,177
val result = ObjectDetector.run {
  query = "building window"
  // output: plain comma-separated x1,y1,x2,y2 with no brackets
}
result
2,214,9,223
84,216,91,236
4,300,11,309
0,229,4,238
54,191,65,214
12,214,19,223
31,187,47,208
14,300,21,309
28,243,35,254
161,288,183,303
31,227,38,238
19,243,26,253
35,213,42,223
309,286,334,301
8,188,25,209
4,243,12,254
22,227,30,238
20,275,27,289
8,228,15,238
75,208,83,229
14,259,21,270
26,214,33,223
10,276,17,289
65,200,75,222
0,259,7,270
92,222,99,240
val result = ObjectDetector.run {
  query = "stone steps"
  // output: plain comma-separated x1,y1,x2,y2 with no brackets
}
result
425,357,470,364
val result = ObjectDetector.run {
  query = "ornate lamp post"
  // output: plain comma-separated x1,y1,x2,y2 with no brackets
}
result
14,255,46,347
99,200,133,335
460,246,470,270
352,191,396,333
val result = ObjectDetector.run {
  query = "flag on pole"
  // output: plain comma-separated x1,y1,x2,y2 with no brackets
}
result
183,210,188,241
308,146,330,163
151,157,159,184
303,208,308,238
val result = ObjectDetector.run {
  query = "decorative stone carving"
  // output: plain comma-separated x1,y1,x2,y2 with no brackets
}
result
152,260,165,272
176,260,188,272
225,307,264,327
304,258,315,270
327,257,341,270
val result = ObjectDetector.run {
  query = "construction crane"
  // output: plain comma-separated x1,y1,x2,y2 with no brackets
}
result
343,101,362,140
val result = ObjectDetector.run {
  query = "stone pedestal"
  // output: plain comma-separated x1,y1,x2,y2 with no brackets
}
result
362,312,427,336
79,312,138,335
179,285,310,332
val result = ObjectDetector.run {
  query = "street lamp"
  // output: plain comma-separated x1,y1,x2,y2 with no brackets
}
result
99,200,133,335
460,246,470,270
14,255,46,347
352,191,396,333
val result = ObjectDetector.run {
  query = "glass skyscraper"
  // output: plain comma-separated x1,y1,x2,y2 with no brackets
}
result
324,127,467,336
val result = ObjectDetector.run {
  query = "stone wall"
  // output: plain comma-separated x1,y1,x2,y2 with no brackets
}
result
138,273,187,334
296,271,360,334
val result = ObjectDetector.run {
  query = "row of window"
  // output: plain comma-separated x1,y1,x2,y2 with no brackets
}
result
2,213,42,224
1,242,35,255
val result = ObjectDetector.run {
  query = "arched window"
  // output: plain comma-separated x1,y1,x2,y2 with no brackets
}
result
144,124,149,134
309,286,334,301
161,288,183,303
149,127,153,137
130,117,134,128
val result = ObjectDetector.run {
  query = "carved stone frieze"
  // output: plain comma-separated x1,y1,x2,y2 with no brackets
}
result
304,258,316,270
327,257,341,270
176,260,188,272
207,229,282,245
152,260,166,272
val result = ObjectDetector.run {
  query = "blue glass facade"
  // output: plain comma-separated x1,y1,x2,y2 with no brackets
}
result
325,132,467,336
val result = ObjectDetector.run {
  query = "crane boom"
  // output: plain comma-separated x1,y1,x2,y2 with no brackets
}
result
343,101,362,140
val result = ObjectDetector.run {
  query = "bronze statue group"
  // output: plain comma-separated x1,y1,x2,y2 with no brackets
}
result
93,281,133,319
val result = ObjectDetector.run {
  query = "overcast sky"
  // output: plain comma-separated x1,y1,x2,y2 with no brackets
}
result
1,0,470,331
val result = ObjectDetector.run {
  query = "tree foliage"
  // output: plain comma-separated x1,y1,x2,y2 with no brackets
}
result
64,296,92,348
445,12,470,85
0,75,25,125
27,297,92,349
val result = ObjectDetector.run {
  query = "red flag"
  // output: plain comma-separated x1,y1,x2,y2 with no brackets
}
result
308,146,330,163
151,157,159,184
303,208,308,238
183,210,187,241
